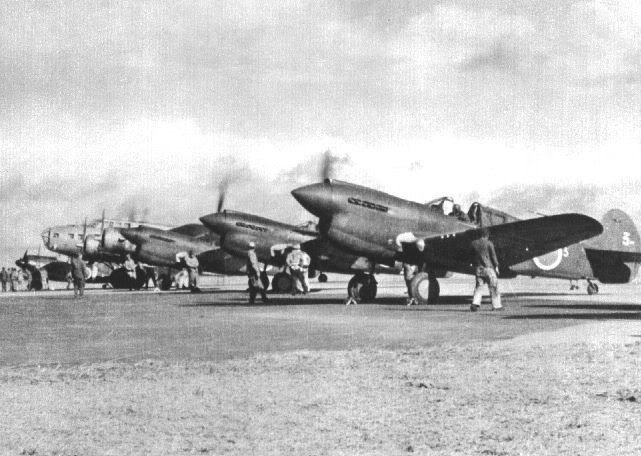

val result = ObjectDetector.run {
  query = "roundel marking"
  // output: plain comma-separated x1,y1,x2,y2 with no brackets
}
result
533,249,563,271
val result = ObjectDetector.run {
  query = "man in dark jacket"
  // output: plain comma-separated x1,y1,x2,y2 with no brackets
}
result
247,242,268,304
470,228,502,311
1,267,7,292
70,253,87,298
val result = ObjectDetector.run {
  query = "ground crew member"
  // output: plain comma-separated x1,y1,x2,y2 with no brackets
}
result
449,204,469,222
24,268,33,291
403,262,418,306
247,241,268,304
124,254,137,291
70,253,87,298
286,244,305,295
299,249,311,294
184,250,200,293
1,267,7,292
9,268,18,292
470,228,502,311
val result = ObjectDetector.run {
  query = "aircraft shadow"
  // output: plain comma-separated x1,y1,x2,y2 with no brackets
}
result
524,304,641,312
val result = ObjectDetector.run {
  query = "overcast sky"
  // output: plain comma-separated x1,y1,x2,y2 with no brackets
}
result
1,0,640,265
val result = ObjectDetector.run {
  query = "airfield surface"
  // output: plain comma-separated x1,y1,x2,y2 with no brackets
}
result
1,275,640,455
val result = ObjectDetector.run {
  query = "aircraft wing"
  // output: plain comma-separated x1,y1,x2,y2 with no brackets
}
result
408,214,603,269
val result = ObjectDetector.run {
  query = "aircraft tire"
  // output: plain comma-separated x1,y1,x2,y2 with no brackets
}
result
347,274,377,303
410,272,433,305
318,273,328,283
158,274,172,291
587,282,599,295
428,277,440,304
272,272,292,294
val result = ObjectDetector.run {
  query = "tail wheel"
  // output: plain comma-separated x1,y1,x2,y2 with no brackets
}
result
318,273,328,283
587,282,599,295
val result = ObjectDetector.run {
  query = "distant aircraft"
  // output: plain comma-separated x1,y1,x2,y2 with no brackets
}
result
117,223,247,289
291,179,606,304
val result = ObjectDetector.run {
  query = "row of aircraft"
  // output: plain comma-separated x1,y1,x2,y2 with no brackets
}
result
29,155,641,303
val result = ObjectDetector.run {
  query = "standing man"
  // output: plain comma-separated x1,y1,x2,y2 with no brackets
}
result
70,252,87,299
124,254,137,290
286,244,305,295
184,250,200,293
9,268,17,292
246,242,268,304
1,267,7,292
299,248,311,295
470,228,502,311
402,262,418,306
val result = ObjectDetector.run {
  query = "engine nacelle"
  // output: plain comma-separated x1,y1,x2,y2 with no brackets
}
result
102,228,135,254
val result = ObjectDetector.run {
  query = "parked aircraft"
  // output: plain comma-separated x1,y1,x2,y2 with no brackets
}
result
199,209,404,294
291,179,605,304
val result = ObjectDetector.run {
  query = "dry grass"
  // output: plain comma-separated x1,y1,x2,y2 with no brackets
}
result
2,339,641,456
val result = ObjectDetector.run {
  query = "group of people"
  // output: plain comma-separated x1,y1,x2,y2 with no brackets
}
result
244,242,311,304
1,267,29,292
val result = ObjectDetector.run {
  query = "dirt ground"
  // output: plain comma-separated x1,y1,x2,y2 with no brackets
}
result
1,276,640,455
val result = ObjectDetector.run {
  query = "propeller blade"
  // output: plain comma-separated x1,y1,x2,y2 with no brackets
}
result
23,249,28,261
101,209,106,233
321,149,333,181
217,179,229,213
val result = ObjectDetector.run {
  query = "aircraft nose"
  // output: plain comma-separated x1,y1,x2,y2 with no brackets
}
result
199,213,227,234
291,183,332,217
120,228,141,244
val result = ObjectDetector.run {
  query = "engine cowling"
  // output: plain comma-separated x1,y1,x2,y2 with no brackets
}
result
102,228,136,254
135,244,178,267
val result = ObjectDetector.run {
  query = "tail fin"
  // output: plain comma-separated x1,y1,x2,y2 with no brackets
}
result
585,209,641,283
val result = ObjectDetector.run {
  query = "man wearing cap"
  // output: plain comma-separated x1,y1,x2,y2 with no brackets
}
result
449,203,469,222
470,228,502,311
70,252,88,299
286,244,306,295
247,241,268,304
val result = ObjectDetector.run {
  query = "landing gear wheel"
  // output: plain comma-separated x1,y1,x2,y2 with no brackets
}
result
587,282,599,295
347,274,378,303
318,273,328,283
410,273,440,305
158,274,172,291
272,272,292,294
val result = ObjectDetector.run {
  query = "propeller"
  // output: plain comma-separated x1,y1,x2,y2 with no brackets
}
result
321,149,333,182
217,178,230,213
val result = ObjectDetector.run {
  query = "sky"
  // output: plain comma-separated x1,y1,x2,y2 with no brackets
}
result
0,0,640,265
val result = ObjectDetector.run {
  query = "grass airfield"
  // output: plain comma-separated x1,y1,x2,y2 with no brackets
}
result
1,275,640,455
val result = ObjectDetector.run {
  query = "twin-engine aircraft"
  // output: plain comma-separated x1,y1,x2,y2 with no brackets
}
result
289,179,640,304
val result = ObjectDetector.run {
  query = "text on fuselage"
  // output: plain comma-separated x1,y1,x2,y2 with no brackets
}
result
236,222,269,232
347,197,389,213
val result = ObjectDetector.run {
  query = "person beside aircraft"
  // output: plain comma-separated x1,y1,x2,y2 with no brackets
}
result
184,250,200,293
470,228,502,312
124,254,137,291
70,253,87,299
286,244,307,295
246,241,268,304
1,267,7,292
299,248,311,294
403,263,418,306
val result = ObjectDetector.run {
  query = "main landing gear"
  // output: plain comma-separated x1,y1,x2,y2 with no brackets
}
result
587,279,599,295
409,272,440,305
347,273,378,303
271,272,293,293
318,273,328,283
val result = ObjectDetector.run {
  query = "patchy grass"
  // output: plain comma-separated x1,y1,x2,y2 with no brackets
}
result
2,340,641,455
